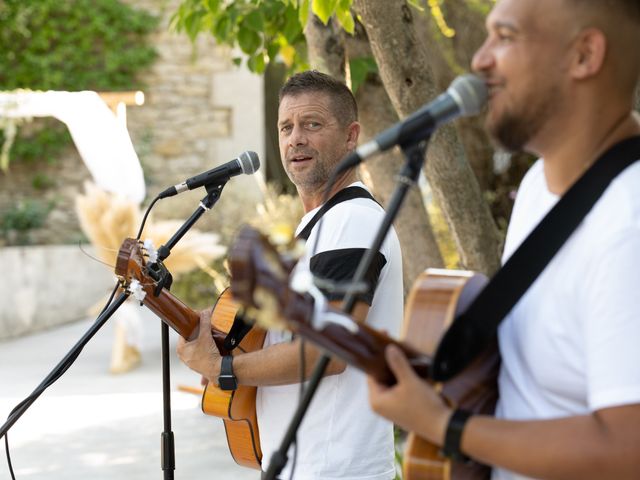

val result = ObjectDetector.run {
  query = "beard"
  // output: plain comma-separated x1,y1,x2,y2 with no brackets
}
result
486,83,562,153
285,150,334,191
286,160,331,190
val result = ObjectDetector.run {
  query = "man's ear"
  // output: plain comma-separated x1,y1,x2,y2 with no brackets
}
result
570,27,607,80
346,121,361,150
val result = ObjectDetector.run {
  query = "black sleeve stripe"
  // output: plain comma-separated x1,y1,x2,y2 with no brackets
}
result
309,248,387,305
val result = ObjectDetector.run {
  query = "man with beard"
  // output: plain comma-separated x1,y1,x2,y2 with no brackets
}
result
367,0,640,479
178,70,403,479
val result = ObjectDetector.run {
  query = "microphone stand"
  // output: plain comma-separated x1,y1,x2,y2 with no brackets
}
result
263,139,430,480
146,181,227,480
0,292,130,440
0,181,227,480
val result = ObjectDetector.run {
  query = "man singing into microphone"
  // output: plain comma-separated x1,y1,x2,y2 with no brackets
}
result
178,70,404,480
368,0,640,479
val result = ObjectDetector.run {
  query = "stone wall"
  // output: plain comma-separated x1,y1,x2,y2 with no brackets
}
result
0,245,114,340
0,0,265,247
0,0,266,336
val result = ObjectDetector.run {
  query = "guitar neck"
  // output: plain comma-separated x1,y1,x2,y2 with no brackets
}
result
137,284,227,348
282,292,432,385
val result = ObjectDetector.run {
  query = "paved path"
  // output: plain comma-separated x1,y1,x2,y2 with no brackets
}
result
0,308,260,480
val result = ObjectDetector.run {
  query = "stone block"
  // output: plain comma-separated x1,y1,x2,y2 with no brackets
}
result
0,245,114,340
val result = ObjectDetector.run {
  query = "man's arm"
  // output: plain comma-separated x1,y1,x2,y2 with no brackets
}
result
368,345,640,480
177,300,369,387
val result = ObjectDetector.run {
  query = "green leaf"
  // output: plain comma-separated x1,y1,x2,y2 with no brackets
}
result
266,41,280,61
282,4,303,43
205,0,222,12
213,14,232,41
349,56,378,93
243,9,264,32
312,0,339,25
247,52,266,73
335,4,354,34
184,11,204,42
238,25,262,54
298,0,310,27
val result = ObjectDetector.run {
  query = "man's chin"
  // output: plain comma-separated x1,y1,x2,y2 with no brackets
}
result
487,116,530,154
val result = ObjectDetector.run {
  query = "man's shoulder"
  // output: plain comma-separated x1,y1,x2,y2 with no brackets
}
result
587,161,640,236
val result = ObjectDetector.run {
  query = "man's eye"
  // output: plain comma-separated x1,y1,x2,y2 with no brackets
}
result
306,121,320,129
280,125,292,134
496,29,514,43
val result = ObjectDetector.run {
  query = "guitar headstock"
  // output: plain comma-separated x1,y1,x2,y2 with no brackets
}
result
228,225,308,331
115,238,158,301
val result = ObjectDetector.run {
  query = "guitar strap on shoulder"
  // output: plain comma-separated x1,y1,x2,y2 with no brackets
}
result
432,135,640,381
296,185,380,241
224,186,378,351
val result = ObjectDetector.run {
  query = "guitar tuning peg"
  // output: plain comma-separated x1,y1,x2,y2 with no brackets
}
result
128,279,147,302
143,238,158,263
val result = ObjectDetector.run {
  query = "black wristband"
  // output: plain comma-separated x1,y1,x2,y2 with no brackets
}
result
218,355,238,391
442,409,472,461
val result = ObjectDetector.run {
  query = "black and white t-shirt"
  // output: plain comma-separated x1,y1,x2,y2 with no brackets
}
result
256,181,404,480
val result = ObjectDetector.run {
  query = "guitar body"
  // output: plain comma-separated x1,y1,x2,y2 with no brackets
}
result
201,289,265,469
115,238,264,470
401,269,499,480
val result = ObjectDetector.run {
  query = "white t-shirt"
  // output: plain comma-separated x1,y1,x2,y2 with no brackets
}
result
492,159,640,480
256,182,404,480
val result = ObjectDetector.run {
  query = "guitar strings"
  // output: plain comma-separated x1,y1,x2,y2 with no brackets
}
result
76,241,116,269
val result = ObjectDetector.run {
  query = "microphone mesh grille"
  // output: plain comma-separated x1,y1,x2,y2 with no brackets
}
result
239,151,260,174
449,74,488,116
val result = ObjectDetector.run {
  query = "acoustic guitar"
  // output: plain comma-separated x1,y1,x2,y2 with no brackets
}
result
228,225,499,480
115,237,264,469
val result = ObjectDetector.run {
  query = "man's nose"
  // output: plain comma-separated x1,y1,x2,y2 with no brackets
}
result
471,40,494,74
289,124,308,146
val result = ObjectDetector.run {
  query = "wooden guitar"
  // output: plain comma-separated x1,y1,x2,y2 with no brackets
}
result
115,237,264,470
228,225,499,480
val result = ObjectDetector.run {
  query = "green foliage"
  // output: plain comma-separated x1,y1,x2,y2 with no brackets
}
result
3,119,71,164
1,198,55,245
349,56,378,93
31,172,56,190
0,0,158,91
171,0,357,74
0,0,159,169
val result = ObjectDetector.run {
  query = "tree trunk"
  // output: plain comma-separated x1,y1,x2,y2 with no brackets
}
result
353,0,502,275
345,22,445,288
305,15,445,291
304,15,346,81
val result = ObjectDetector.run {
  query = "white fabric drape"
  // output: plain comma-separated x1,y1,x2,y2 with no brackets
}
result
0,91,145,203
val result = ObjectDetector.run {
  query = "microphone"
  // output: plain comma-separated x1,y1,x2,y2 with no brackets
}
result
335,74,488,173
158,151,260,199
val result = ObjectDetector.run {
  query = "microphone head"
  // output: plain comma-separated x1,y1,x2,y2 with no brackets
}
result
447,74,488,116
238,151,260,175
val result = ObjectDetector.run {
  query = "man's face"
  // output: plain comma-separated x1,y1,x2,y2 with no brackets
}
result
472,0,574,152
277,91,355,192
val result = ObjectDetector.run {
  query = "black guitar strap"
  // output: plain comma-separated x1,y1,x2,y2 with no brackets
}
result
296,185,380,241
433,135,640,381
224,185,379,351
